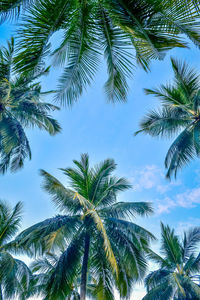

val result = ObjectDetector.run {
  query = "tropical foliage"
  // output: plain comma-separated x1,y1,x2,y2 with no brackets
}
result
30,252,95,299
0,1,200,299
0,38,61,173
2,0,200,104
0,200,36,299
135,58,200,179
143,223,200,300
14,154,154,300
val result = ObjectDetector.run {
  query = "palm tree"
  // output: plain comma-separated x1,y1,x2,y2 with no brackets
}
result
135,58,200,179
2,0,200,104
14,153,154,300
0,200,35,299
143,223,200,300
0,38,61,173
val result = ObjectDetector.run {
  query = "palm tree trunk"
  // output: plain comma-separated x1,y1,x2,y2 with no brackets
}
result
80,233,90,300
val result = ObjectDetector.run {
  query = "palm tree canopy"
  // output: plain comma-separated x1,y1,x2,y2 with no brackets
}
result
143,223,200,300
0,200,35,299
0,38,61,174
14,154,154,299
2,0,200,104
135,58,200,179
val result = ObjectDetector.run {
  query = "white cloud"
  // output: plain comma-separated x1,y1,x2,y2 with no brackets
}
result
130,165,200,214
130,165,181,194
154,187,200,215
176,188,200,208
156,197,177,214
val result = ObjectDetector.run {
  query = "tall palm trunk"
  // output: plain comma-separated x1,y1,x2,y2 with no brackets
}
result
80,233,90,300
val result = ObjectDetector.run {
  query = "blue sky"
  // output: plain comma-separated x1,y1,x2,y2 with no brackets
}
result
1,21,200,299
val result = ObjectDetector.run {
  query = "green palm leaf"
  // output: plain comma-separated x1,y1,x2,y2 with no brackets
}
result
165,126,195,178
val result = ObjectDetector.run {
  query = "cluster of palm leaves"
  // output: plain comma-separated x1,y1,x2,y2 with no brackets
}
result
0,201,36,299
12,154,155,299
136,58,200,178
1,0,200,105
0,38,61,173
0,0,200,174
0,157,199,300
143,223,200,300
0,154,199,300
0,0,200,299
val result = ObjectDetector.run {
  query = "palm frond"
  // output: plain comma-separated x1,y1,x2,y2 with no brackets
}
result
14,215,80,255
183,227,200,260
165,125,195,178
193,122,200,155
14,0,69,73
54,1,100,106
0,114,31,173
40,169,82,215
106,218,155,242
144,269,170,291
44,230,84,299
135,106,191,138
94,176,131,208
160,223,182,265
98,4,133,102
142,282,173,300
0,0,33,23
0,200,23,247
99,201,153,219
86,209,118,275
0,37,14,80
171,57,199,102
183,253,200,275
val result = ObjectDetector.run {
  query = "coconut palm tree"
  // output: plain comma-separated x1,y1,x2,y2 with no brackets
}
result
2,0,200,104
14,153,154,300
135,58,200,179
0,200,35,299
143,223,200,300
0,37,61,174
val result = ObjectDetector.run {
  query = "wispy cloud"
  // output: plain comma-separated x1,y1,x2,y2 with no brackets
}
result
130,165,181,194
156,197,177,214
155,187,200,214
129,164,200,215
176,188,200,208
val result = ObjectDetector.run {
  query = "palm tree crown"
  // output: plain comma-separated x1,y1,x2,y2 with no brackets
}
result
143,223,200,300
135,58,200,179
14,154,154,300
3,0,200,104
0,38,61,173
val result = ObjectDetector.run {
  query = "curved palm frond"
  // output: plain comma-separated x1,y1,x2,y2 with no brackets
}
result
165,126,195,179
135,106,191,138
99,201,153,219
